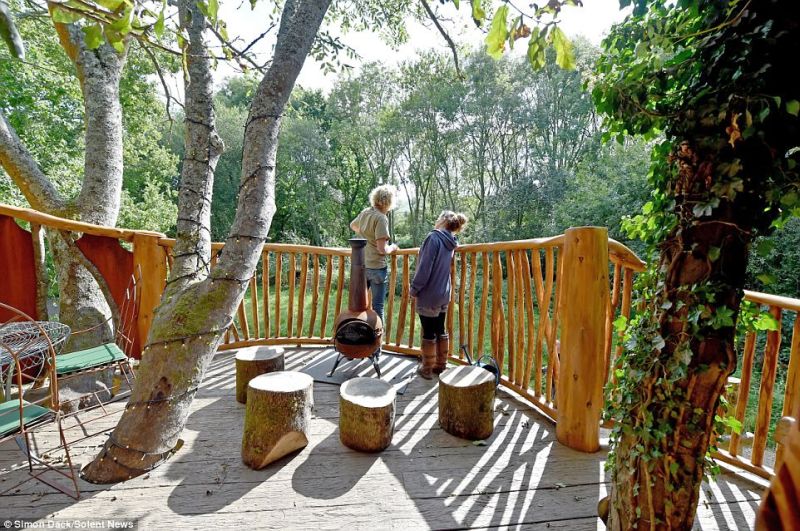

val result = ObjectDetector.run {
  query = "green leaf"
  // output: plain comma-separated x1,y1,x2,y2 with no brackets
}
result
51,6,81,24
549,26,575,70
96,0,124,11
753,312,779,331
108,6,133,36
757,272,776,285
485,5,508,59
451,0,459,8
82,23,104,49
208,0,219,23
669,461,679,475
756,239,775,257
787,99,800,117
613,315,628,333
527,35,545,69
154,0,166,38
111,38,125,52
708,246,720,262
471,0,485,26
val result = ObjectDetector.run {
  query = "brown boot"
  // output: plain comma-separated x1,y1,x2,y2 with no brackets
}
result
418,338,437,380
434,333,449,374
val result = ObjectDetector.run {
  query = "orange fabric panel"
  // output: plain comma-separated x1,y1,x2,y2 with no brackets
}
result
76,234,141,358
0,215,39,321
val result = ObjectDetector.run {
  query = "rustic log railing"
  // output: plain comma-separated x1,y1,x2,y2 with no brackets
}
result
3,203,798,481
711,290,800,480
157,227,646,432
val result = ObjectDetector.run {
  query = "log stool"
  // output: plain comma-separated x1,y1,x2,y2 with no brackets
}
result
242,371,313,469
235,346,285,403
339,377,396,452
438,365,495,440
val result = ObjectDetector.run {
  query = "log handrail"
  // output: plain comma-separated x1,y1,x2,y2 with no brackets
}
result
713,289,800,479
0,203,164,241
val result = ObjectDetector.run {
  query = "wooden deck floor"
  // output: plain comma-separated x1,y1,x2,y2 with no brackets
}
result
1,348,766,530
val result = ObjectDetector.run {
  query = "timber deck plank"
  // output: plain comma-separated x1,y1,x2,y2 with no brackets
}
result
0,347,764,530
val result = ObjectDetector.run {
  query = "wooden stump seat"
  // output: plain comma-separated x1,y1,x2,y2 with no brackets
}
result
241,371,313,469
438,365,495,440
235,346,285,403
339,377,396,452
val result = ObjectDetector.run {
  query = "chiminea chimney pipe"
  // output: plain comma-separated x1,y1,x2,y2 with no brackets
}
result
348,238,369,312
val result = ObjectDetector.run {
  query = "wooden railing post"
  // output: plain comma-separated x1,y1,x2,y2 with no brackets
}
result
556,226,609,453
132,234,168,346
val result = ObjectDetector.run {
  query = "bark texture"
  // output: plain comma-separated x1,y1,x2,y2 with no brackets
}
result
0,15,127,352
241,371,313,469
438,365,495,440
235,346,285,403
81,0,333,483
339,377,396,452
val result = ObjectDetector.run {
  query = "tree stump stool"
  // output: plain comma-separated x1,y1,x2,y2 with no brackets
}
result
241,371,313,469
235,346,285,403
339,377,396,452
438,365,495,440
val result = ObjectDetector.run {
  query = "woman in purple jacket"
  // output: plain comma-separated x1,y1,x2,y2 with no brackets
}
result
410,211,468,379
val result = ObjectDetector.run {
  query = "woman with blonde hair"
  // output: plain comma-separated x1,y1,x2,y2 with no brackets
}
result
350,184,399,325
410,210,468,379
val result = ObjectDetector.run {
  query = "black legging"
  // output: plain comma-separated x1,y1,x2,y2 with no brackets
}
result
419,312,447,340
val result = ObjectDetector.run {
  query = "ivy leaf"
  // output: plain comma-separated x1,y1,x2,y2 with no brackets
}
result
82,24,104,49
485,5,508,59
787,99,800,117
711,307,735,329
471,0,485,26
692,197,719,217
549,26,575,70
613,315,628,333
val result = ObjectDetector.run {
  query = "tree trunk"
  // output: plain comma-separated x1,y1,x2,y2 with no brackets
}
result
81,0,333,483
608,140,755,529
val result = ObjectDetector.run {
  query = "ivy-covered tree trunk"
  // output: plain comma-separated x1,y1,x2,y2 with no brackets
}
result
81,0,332,483
598,2,800,529
608,141,753,529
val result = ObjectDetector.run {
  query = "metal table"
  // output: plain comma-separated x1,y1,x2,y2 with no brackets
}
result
0,321,71,401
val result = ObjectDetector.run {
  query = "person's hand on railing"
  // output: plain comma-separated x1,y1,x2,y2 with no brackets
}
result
386,243,398,255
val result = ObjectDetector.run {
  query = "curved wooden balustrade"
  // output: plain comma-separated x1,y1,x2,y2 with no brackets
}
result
2,202,797,481
183,231,644,426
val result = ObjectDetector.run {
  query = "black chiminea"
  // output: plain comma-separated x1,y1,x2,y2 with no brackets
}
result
329,238,384,377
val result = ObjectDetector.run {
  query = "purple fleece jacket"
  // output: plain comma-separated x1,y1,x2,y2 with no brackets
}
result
410,229,458,317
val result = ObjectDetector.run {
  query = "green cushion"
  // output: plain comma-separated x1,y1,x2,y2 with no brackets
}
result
56,343,126,376
0,399,52,437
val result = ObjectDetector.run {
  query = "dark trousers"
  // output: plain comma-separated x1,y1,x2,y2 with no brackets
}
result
419,312,446,340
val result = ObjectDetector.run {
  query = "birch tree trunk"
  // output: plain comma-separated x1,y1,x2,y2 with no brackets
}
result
81,0,332,483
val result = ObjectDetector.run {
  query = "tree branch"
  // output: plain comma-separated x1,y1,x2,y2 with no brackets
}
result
57,229,121,331
0,109,67,214
0,0,25,58
419,0,462,78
